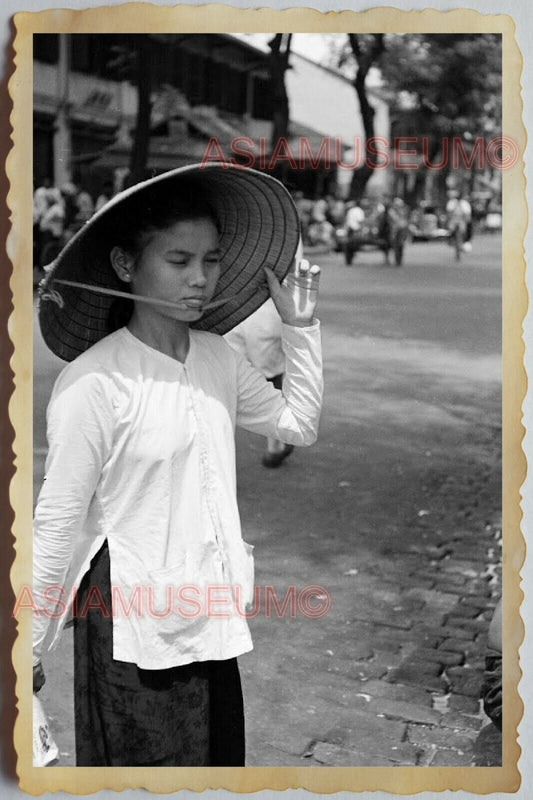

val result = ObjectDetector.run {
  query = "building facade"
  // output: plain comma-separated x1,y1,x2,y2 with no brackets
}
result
33,33,390,199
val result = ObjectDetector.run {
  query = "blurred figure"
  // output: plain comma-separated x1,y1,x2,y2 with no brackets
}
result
59,182,80,231
462,194,474,248
293,190,313,245
75,189,94,225
225,298,295,468
95,180,115,212
446,189,473,258
380,197,409,266
345,199,365,233
307,197,335,248
33,178,52,268
328,197,346,227
38,187,65,268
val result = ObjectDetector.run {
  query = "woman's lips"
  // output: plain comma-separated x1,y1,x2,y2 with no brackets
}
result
181,298,206,308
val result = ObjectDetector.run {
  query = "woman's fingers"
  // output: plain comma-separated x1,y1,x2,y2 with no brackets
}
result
264,258,320,325
297,257,310,276
263,266,281,295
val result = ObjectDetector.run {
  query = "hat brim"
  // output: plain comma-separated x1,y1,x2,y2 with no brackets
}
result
39,163,301,361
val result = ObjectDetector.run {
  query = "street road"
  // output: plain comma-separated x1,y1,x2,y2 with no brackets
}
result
32,232,502,766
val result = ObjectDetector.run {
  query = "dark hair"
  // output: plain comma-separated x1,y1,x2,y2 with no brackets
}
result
107,181,220,333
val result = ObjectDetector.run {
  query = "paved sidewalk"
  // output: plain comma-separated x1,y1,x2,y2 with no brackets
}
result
240,458,501,767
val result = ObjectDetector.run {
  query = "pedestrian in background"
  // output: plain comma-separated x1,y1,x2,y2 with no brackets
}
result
345,199,365,233
446,189,473,256
38,187,65,268
33,163,323,767
95,179,115,212
225,296,297,468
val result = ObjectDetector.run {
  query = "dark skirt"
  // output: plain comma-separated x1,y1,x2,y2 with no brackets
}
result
73,540,245,766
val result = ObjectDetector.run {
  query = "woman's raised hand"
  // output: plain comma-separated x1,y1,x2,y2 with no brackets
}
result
264,252,321,328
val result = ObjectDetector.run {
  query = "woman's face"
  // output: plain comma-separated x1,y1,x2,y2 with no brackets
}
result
126,217,221,323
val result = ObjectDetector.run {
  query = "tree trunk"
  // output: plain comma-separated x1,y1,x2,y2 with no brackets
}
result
268,33,292,181
129,37,153,185
348,34,385,201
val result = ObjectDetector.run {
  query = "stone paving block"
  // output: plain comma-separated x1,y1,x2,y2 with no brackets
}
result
449,529,489,541
311,741,416,767
360,634,404,654
410,624,448,645
389,658,441,678
448,673,483,698
439,712,484,732
434,573,469,587
449,693,481,714
325,711,407,748
371,650,407,670
430,747,474,766
458,595,493,611
412,647,465,667
334,642,375,662
436,583,491,598
350,662,389,681
366,697,442,726
447,666,484,679
406,544,450,559
438,560,482,577
347,619,408,643
412,633,444,649
444,616,489,634
350,609,415,629
407,724,476,752
438,637,480,655
463,657,486,672
403,587,459,608
449,549,489,562
249,741,320,767
387,664,449,693
405,577,436,590
443,604,480,619
263,724,324,758
354,679,433,707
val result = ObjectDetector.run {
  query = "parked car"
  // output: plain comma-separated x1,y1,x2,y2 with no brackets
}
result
408,204,449,242
336,200,410,266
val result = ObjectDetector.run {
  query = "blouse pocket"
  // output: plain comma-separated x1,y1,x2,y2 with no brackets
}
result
147,547,214,639
226,540,255,613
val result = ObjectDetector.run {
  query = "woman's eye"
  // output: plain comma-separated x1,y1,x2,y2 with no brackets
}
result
205,257,220,266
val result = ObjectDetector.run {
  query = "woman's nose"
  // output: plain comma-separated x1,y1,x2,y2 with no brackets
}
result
188,260,208,286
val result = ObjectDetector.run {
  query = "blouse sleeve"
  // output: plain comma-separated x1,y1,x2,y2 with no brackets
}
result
33,366,115,665
235,321,323,446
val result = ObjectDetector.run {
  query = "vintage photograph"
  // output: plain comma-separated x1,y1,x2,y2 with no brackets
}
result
6,6,525,792
28,28,507,770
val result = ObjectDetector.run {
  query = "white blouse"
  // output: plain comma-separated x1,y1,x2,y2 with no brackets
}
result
33,323,322,670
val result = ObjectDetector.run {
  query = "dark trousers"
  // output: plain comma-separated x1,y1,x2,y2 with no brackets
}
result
74,541,245,766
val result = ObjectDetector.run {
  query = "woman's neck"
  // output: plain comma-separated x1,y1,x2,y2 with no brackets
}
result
127,308,191,363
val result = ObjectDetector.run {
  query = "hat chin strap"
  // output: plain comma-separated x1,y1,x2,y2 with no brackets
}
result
42,279,237,312
39,285,65,309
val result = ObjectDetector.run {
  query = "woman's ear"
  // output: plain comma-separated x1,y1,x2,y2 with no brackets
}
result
110,247,134,283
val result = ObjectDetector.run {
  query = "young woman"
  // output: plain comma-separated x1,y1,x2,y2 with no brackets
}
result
33,163,323,767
